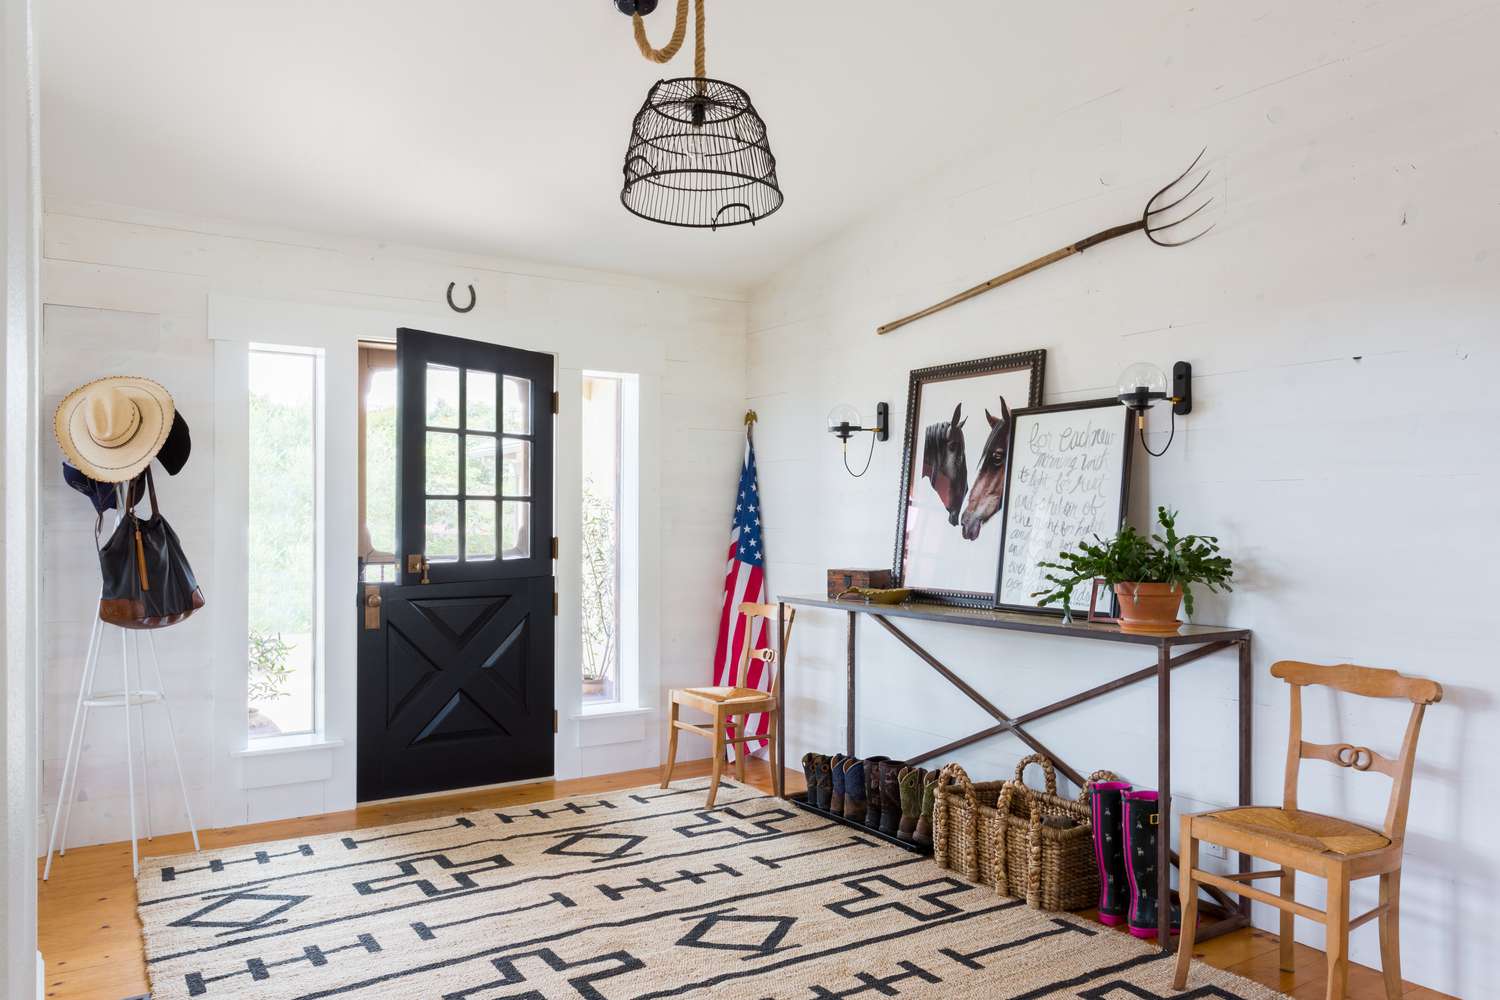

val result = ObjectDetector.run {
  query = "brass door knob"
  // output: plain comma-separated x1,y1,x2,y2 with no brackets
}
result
365,593,382,609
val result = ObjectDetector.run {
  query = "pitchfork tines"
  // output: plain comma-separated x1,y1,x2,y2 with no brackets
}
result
1142,147,1215,247
876,148,1218,336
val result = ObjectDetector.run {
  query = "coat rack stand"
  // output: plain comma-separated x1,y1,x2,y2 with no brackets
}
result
42,605,201,879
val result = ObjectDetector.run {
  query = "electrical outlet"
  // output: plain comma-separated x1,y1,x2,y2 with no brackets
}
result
1203,841,1229,862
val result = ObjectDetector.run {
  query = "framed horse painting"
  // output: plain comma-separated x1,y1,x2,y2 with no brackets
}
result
892,350,1046,606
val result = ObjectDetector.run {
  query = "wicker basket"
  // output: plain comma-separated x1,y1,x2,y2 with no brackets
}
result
995,754,1122,911
932,756,1121,912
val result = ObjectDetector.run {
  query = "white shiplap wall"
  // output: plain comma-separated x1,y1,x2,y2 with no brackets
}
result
747,3,1500,996
39,202,747,846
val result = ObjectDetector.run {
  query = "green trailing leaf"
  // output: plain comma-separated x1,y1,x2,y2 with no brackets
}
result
1032,507,1234,617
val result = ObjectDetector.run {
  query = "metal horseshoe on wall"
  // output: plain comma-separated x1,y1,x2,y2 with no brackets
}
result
446,282,476,313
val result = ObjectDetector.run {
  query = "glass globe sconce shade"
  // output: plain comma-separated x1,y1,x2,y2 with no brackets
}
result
1116,361,1192,418
826,402,888,442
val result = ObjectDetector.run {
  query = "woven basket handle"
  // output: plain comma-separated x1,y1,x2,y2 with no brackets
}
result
1013,753,1058,796
935,762,976,876
1025,800,1043,908
1078,769,1125,804
993,783,1012,897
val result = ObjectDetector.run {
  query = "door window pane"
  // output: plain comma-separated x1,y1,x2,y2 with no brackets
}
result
363,360,397,556
248,348,319,738
465,434,496,496
426,431,459,495
466,369,496,431
501,438,531,497
426,363,460,428
502,500,531,560
426,499,459,561
466,500,497,560
503,374,531,434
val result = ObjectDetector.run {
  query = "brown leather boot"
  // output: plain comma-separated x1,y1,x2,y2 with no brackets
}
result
878,759,907,837
862,756,890,828
801,753,830,810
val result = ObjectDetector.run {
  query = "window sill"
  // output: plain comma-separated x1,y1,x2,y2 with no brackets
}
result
233,734,344,758
572,705,653,721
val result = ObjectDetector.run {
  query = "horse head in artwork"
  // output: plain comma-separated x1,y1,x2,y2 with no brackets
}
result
921,403,968,526
959,398,1012,540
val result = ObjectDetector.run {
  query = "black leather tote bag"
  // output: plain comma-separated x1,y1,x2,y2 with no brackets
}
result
98,467,205,628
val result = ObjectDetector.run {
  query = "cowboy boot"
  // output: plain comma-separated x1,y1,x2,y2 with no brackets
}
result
1089,781,1133,926
912,769,940,848
862,756,891,829
841,757,867,821
812,755,833,810
896,766,925,841
801,753,827,808
1122,789,1181,939
878,759,907,837
829,754,847,815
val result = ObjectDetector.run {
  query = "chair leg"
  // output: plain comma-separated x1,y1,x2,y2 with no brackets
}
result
706,709,725,808
1378,870,1402,1000
1172,817,1201,989
1280,865,1297,972
733,714,749,782
661,701,680,789
768,710,782,797
1324,868,1350,1000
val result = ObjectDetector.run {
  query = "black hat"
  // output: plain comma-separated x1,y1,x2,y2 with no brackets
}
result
156,411,191,475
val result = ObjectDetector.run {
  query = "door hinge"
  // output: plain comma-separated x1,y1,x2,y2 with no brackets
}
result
553,592,559,616
551,390,559,414
553,709,559,734
550,536,559,560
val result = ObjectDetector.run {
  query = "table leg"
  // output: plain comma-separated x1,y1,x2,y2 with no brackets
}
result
1157,643,1172,949
775,601,786,799
846,611,856,757
1238,635,1253,918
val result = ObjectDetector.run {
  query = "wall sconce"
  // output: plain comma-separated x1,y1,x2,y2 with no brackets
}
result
826,402,889,477
1116,361,1191,457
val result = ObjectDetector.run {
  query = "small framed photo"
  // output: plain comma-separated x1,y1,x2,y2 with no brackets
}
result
993,398,1133,614
891,350,1046,607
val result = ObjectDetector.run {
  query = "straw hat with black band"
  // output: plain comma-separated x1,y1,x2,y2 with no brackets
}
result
54,376,175,484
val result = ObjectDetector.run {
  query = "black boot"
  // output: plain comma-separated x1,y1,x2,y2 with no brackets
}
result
878,760,907,837
1089,781,1132,926
841,757,867,821
829,753,847,815
1123,789,1180,939
862,756,890,829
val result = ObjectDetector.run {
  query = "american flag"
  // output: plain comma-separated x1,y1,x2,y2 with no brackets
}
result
711,428,770,754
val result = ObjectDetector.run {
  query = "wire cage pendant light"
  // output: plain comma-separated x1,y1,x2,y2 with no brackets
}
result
618,0,783,229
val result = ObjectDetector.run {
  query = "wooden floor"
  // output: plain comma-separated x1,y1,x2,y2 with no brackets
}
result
37,759,1455,1000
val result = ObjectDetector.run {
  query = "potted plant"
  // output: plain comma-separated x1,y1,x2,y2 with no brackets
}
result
1033,507,1234,634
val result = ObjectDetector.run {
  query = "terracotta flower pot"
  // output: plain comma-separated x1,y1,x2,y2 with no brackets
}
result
1114,582,1184,635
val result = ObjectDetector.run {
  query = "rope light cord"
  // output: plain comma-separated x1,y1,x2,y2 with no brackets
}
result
632,0,706,77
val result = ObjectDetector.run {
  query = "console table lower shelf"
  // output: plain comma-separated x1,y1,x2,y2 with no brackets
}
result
773,595,1254,950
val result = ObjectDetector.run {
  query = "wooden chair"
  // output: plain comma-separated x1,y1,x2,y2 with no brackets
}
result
660,602,794,806
1173,661,1443,1000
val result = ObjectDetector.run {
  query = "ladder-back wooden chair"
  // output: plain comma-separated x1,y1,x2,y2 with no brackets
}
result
661,602,794,807
1173,660,1443,1000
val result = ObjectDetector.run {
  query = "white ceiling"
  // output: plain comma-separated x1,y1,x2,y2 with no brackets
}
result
39,2,1149,291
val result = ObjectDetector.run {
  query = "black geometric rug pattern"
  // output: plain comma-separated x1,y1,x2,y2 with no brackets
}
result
135,781,1287,999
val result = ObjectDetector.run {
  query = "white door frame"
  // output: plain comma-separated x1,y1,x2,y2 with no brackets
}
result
2,0,40,993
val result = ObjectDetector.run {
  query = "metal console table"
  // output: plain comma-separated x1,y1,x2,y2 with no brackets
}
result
774,595,1252,949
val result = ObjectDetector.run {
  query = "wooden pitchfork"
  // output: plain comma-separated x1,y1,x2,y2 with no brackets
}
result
877,150,1216,336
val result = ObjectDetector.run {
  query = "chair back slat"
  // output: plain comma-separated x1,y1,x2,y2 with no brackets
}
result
732,602,795,697
1272,659,1441,843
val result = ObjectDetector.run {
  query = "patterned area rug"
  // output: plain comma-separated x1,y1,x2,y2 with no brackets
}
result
136,781,1286,999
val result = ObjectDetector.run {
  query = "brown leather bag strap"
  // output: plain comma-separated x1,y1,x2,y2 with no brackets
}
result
144,466,160,519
